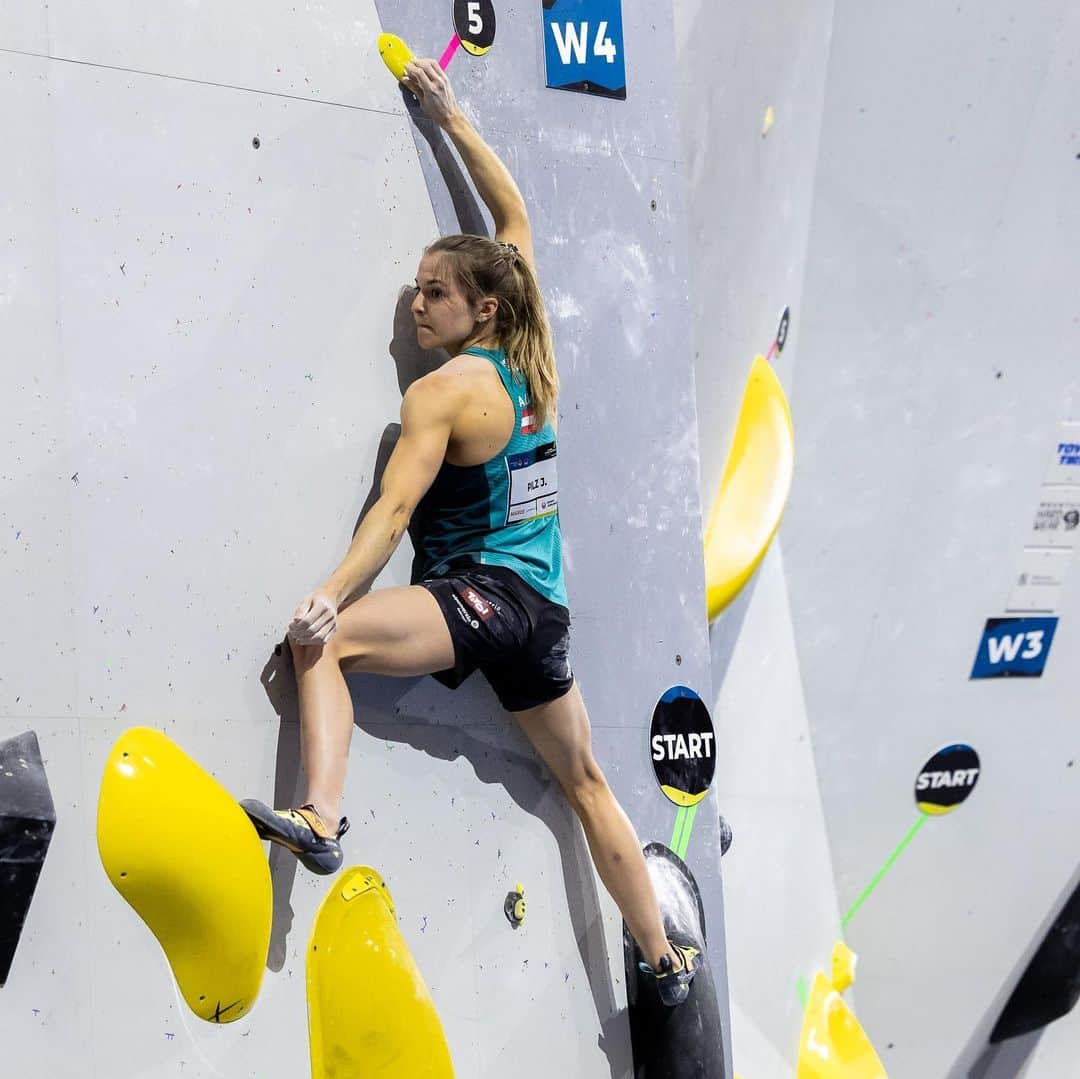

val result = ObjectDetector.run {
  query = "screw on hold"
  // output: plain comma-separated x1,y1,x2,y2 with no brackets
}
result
504,883,526,928
252,136,261,150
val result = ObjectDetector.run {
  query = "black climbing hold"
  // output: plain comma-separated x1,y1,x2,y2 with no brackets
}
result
0,731,57,987
718,816,733,856
990,875,1080,1042
504,886,526,928
623,844,726,1077
775,306,791,355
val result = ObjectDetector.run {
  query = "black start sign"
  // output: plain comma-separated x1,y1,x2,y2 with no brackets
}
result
914,744,980,815
650,685,716,807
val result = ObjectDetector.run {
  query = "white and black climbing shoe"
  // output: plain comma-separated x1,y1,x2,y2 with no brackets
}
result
240,799,349,876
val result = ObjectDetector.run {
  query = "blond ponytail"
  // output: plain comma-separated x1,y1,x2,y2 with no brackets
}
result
425,235,560,429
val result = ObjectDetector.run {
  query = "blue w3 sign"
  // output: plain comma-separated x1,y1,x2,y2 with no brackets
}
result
970,616,1058,679
543,0,626,100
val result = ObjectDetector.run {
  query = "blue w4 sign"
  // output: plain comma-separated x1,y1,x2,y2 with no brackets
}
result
971,617,1059,679
543,0,626,99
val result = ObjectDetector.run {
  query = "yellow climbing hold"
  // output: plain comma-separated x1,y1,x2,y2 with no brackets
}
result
762,106,776,136
831,940,857,993
796,942,887,1078
704,356,794,621
378,33,414,81
308,866,455,1078
96,727,271,1023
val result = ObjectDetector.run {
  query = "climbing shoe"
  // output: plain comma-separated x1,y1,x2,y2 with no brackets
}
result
639,940,701,1006
240,799,350,876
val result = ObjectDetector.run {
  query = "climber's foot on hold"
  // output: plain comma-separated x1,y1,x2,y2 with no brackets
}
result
240,799,349,876
639,940,701,1006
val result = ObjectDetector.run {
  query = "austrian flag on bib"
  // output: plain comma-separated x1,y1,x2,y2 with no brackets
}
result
520,405,538,435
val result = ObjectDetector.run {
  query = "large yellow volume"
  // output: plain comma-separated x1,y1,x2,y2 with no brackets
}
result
308,866,455,1078
797,943,887,1079
704,356,794,621
96,727,271,1023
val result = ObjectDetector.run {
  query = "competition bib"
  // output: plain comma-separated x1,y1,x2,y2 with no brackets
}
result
505,442,558,525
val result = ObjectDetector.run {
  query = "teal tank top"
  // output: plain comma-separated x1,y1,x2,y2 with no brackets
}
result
408,347,567,608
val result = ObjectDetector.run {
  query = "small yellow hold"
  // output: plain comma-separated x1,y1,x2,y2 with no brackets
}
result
762,106,776,136
378,33,414,82
505,883,526,926
796,942,887,1078
831,940,857,992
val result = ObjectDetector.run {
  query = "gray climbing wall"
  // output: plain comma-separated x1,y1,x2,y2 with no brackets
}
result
679,0,1080,1076
675,0,840,1075
1,2,729,1076
787,3,1080,1076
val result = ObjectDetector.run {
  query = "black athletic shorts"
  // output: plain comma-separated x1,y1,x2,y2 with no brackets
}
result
417,563,574,713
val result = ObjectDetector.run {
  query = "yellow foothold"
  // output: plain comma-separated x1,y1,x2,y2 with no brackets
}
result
704,356,794,621
308,866,454,1078
762,106,776,136
831,940,857,992
96,727,271,1024
797,964,887,1078
378,33,414,82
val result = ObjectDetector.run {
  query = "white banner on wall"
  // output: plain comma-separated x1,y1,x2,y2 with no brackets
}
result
1005,548,1073,613
1044,421,1080,485
1027,488,1080,551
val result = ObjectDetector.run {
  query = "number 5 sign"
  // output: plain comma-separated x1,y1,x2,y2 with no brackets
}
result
542,0,626,100
454,0,496,56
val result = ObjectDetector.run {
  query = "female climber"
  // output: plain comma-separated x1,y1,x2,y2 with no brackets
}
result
241,58,699,1006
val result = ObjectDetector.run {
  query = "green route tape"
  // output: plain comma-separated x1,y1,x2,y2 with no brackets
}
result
841,814,927,930
670,803,700,860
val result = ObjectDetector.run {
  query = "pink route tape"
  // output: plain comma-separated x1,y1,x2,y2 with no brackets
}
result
439,34,461,69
